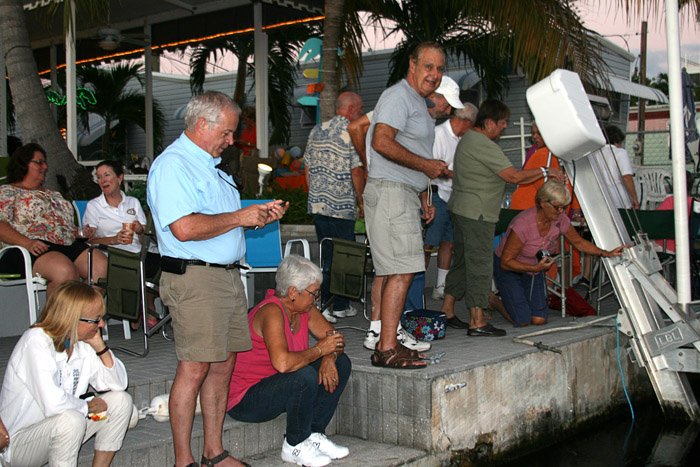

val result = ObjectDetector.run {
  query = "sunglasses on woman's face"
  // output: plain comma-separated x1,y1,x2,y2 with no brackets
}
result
547,201,568,212
79,316,103,325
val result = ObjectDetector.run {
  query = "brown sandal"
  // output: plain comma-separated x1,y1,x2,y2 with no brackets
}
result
371,343,426,369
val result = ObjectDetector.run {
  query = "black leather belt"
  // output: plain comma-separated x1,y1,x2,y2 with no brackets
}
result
184,259,249,270
431,185,439,192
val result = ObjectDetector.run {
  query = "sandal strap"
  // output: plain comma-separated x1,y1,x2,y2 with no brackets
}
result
201,450,229,466
373,342,422,368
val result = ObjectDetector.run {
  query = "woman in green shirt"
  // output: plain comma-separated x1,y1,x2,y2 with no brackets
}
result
441,100,565,337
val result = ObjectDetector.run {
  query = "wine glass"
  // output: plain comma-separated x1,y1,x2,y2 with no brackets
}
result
75,227,90,241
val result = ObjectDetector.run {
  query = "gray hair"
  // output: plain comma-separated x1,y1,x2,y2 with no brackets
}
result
275,254,323,297
454,103,478,122
536,180,572,206
184,91,240,132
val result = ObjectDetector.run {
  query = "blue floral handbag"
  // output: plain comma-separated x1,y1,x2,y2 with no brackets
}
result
401,309,447,341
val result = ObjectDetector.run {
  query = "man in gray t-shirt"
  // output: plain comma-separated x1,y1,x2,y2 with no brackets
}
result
363,42,449,368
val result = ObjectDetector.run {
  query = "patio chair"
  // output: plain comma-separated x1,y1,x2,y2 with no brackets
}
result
635,167,672,210
239,199,310,306
0,201,89,325
72,200,89,227
95,217,170,358
318,238,369,317
0,245,47,325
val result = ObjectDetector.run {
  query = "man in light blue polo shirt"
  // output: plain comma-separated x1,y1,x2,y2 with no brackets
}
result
148,91,287,467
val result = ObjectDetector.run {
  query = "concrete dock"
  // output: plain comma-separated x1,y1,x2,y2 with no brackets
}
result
0,281,652,466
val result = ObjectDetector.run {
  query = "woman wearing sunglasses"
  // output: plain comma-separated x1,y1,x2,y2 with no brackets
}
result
0,281,131,466
493,181,626,327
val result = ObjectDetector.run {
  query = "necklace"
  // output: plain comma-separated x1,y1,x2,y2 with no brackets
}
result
280,301,295,333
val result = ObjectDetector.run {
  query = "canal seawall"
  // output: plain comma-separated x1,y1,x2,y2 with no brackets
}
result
332,321,651,465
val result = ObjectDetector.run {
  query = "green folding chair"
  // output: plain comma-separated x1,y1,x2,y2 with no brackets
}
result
319,238,369,317
96,217,170,358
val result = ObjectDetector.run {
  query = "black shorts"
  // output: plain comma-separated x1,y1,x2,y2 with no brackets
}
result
0,241,89,278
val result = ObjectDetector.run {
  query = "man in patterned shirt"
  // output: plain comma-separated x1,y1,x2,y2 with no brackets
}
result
304,92,365,321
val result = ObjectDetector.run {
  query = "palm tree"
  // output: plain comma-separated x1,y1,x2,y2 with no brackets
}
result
190,36,254,106
77,63,166,161
189,23,317,146
0,0,108,195
355,0,607,97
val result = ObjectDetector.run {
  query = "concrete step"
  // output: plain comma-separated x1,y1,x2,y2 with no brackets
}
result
77,416,432,466
78,411,289,466
244,435,430,466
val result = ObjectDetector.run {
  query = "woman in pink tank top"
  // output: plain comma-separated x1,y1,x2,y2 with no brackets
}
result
226,255,352,467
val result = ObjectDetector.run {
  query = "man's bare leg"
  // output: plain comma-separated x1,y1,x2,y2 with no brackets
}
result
171,361,209,466
440,293,457,319
201,352,246,466
377,273,413,351
436,241,453,270
470,306,486,329
371,275,386,321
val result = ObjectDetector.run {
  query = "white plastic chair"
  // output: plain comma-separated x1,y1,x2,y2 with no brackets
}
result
635,167,672,210
0,245,47,325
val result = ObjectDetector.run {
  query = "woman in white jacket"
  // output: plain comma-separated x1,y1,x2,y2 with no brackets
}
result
0,281,131,467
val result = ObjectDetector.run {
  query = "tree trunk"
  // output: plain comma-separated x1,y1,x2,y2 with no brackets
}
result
319,0,344,122
0,0,93,197
233,57,248,106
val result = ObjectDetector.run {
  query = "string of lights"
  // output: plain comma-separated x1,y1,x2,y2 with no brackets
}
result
38,15,324,75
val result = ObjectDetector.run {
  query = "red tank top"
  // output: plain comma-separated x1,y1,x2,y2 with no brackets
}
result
227,290,309,410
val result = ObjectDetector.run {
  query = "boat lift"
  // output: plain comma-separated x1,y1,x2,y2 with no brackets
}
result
527,69,700,420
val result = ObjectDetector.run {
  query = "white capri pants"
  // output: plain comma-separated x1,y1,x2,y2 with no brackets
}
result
4,391,132,467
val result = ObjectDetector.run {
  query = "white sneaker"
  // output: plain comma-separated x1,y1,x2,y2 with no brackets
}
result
332,304,358,318
322,309,337,324
398,327,431,352
281,437,331,467
363,329,379,350
309,432,349,459
431,284,445,300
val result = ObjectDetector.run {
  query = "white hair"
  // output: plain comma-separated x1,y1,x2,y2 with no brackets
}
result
184,91,240,132
275,255,323,297
454,102,478,122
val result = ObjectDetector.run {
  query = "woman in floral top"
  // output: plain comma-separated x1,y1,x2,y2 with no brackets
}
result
0,143,107,297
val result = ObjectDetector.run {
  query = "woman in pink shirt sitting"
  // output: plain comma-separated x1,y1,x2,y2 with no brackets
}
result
226,255,351,467
494,181,625,327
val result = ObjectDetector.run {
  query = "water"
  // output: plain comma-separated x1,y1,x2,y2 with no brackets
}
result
500,375,700,467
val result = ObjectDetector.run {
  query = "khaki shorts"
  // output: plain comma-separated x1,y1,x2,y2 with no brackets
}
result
363,178,425,276
160,265,250,362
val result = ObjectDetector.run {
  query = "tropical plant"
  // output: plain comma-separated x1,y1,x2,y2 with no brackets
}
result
355,0,605,97
0,0,109,195
190,36,254,106
318,0,367,122
76,63,167,162
189,22,318,146
315,0,700,118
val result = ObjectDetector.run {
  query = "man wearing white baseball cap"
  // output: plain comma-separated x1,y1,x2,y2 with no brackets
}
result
433,76,465,111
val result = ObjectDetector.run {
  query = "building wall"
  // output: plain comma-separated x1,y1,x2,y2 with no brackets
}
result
120,40,634,168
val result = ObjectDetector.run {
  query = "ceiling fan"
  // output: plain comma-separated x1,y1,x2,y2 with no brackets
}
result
96,27,149,51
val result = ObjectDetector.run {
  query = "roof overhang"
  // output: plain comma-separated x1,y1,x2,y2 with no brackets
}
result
24,0,324,72
596,73,669,103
